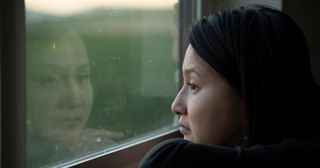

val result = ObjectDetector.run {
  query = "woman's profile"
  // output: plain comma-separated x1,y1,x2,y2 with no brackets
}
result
139,5,320,168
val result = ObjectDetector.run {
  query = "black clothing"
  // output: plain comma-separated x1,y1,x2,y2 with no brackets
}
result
139,6,320,168
139,138,320,168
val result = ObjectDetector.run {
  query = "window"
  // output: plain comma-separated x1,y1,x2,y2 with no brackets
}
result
2,0,287,168
25,0,179,167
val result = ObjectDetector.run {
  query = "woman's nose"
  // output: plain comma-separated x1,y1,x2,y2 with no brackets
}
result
171,89,187,116
63,79,82,109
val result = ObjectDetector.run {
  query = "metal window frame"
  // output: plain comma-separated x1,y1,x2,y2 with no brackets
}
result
1,0,26,167
67,128,181,168
1,0,298,168
0,0,202,167
0,0,197,168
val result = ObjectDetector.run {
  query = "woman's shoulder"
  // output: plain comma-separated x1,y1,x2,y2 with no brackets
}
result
139,138,240,168
242,138,320,167
139,138,320,168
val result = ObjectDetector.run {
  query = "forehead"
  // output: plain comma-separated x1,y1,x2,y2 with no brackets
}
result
28,35,89,66
182,45,213,75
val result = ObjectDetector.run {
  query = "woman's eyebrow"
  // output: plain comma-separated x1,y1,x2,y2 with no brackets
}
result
184,67,202,79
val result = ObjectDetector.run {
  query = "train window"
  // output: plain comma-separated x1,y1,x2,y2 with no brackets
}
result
25,0,179,167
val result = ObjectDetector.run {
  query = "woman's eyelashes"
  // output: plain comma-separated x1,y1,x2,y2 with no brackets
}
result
186,82,199,93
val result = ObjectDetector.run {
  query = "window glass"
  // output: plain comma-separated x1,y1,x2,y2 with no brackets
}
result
26,0,179,167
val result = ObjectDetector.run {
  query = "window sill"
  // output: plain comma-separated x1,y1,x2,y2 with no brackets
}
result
60,127,181,168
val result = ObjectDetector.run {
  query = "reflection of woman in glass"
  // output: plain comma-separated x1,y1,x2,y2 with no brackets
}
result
27,25,122,167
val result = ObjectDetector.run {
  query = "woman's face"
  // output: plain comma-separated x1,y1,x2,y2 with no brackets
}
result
27,32,93,145
171,45,245,147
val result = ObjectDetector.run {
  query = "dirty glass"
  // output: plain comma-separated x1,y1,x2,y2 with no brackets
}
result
26,0,179,167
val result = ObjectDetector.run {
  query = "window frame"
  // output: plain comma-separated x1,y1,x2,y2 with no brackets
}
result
63,128,181,168
1,0,26,167
1,0,197,167
2,0,293,168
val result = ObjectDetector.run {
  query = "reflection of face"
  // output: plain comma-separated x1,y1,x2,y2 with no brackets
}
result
171,45,245,147
27,32,93,145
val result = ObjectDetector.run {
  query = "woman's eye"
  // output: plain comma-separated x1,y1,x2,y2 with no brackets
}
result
38,76,58,88
77,74,91,85
187,82,199,92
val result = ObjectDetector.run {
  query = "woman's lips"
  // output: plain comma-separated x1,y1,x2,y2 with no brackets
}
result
179,123,191,135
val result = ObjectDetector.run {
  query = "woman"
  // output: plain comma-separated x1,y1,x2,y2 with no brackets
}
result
139,5,320,167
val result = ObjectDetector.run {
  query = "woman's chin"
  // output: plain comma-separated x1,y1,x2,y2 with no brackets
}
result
183,135,194,142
